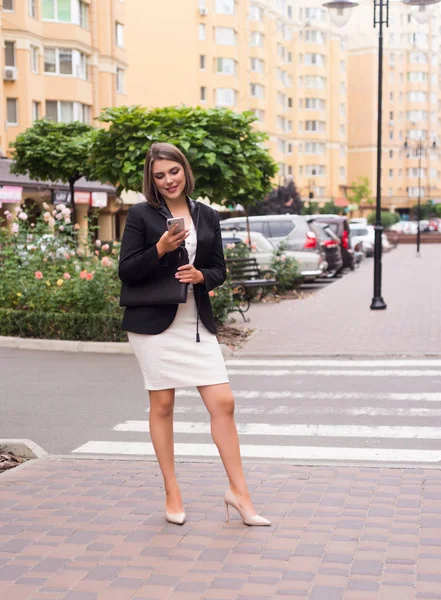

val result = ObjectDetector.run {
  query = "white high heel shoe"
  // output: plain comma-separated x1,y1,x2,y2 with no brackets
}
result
165,511,186,525
224,489,271,527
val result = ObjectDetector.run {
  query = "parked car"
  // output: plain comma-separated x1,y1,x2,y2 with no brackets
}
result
350,224,392,256
219,214,319,253
308,222,343,278
305,215,355,270
221,230,326,282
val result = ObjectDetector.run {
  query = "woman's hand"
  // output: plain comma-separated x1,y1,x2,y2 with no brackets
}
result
175,264,205,285
156,224,190,258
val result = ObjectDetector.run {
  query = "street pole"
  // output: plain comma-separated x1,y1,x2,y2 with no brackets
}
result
370,0,388,310
417,142,422,256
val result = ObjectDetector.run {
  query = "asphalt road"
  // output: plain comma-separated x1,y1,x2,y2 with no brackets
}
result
2,347,441,466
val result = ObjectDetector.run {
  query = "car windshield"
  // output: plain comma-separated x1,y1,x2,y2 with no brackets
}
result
350,228,369,236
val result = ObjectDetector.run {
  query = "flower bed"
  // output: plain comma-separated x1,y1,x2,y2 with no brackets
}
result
0,203,240,341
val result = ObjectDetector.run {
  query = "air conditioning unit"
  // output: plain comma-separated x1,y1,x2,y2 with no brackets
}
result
199,7,208,16
3,66,17,81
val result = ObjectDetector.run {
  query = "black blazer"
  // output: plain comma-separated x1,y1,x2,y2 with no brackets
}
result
118,198,227,335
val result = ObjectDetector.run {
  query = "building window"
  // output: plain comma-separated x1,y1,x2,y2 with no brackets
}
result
253,108,265,122
116,67,125,93
4,42,16,67
215,0,235,15
115,22,124,47
305,120,326,132
44,48,88,79
215,88,236,106
249,4,263,20
216,27,236,45
42,0,88,25
303,76,326,89
305,98,326,110
304,165,326,176
288,97,292,108
199,24,206,40
31,46,39,73
304,53,326,66
200,55,206,70
250,83,264,99
304,30,325,43
29,0,37,17
217,58,236,75
6,99,18,125
45,100,91,123
3,0,14,11
250,57,264,73
80,1,88,28
32,101,41,122
305,142,325,154
250,31,264,47
340,167,346,178
200,86,206,101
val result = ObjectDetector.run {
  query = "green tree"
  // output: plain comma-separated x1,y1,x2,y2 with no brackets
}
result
348,176,374,206
367,211,400,229
89,105,277,211
250,180,303,216
320,200,341,215
9,120,95,224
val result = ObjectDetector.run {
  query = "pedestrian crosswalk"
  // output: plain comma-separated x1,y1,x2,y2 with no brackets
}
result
72,358,441,464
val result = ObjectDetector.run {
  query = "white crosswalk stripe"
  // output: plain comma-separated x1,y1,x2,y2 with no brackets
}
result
72,358,441,464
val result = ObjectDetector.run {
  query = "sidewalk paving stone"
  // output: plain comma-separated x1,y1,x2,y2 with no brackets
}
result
236,245,441,356
1,458,441,599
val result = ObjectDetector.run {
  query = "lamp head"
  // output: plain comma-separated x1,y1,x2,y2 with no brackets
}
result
323,0,359,26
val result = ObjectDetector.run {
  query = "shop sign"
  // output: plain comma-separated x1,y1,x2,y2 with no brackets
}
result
91,192,108,208
74,191,91,205
0,186,23,203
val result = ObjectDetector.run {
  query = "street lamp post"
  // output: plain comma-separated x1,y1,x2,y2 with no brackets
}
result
403,138,437,256
322,0,441,310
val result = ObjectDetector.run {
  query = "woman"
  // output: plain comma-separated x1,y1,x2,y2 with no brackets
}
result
118,142,270,527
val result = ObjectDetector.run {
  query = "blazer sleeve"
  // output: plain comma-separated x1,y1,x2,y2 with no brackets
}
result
118,207,167,286
198,210,227,294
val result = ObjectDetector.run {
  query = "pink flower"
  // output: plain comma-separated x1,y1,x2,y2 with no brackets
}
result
6,213,13,221
79,270,88,279
85,272,93,281
281,255,286,262
35,271,43,279
94,250,99,255
63,272,71,280
95,239,102,247
209,290,215,297
102,243,110,251
101,256,111,267
59,225,65,232
64,253,71,260
11,223,19,233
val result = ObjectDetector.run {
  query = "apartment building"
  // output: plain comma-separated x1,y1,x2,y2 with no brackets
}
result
347,2,441,215
125,0,349,204
0,0,128,237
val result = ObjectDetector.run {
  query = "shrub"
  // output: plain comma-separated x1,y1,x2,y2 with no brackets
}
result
270,244,302,293
0,309,127,342
367,211,400,230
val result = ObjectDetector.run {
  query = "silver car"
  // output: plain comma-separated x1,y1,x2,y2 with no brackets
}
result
221,230,326,282
220,214,319,252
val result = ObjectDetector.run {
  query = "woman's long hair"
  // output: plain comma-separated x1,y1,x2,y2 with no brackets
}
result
143,142,195,208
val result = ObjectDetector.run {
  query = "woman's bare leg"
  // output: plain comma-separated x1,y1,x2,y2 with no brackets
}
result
148,388,183,513
197,383,256,514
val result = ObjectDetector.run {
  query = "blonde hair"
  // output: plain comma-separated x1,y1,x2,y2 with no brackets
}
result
143,142,195,208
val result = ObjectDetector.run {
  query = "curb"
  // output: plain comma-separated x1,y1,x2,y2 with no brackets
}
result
0,336,234,359
0,439,49,460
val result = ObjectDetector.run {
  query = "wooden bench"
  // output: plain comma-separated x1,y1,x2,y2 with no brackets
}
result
226,257,277,321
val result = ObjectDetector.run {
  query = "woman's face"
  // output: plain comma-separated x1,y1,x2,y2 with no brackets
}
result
152,159,186,202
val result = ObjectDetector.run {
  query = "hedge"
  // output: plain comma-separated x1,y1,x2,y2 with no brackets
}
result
0,309,127,342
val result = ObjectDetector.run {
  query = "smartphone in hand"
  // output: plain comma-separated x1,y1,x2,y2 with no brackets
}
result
167,217,185,234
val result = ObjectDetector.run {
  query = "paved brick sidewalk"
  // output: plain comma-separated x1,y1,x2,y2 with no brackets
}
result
1,458,441,600
236,245,441,356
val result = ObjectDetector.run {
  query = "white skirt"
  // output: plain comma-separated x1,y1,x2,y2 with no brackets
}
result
128,290,229,391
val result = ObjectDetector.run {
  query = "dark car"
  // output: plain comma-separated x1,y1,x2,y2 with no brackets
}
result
306,215,355,270
309,222,344,277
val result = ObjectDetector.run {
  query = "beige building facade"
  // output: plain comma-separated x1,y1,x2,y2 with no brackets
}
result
0,0,128,237
347,1,441,215
125,0,349,205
